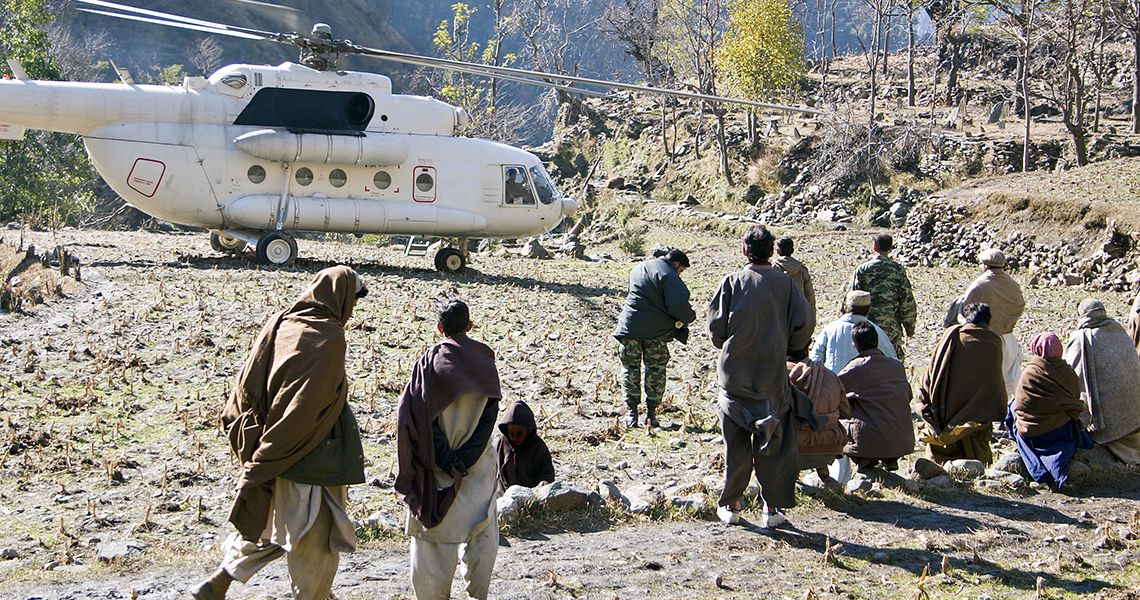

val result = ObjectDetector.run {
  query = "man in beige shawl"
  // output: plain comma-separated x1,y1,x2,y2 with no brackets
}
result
396,299,502,599
1063,298,1140,464
958,249,1026,396
192,266,368,600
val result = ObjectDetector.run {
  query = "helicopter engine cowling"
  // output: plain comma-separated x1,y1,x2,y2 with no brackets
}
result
224,194,487,235
233,129,409,166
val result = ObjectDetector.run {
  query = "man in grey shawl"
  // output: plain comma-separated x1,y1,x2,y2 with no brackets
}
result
708,225,821,528
1063,298,1140,464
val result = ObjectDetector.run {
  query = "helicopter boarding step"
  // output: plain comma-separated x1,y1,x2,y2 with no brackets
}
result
404,236,437,258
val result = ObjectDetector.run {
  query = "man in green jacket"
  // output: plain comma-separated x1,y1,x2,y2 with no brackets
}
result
613,247,697,428
850,233,917,361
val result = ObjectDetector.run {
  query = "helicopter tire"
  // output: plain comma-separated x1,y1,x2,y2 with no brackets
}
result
210,230,247,254
435,247,466,273
256,231,298,266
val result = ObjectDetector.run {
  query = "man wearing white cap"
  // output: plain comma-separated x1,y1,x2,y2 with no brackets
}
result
810,291,897,374
958,249,1026,395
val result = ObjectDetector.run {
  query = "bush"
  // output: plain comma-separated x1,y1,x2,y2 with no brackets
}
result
618,226,646,256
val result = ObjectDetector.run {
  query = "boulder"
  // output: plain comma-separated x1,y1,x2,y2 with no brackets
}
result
606,176,626,189
946,459,986,480
598,479,623,503
913,457,947,481
626,484,663,514
534,481,600,512
523,238,552,260
992,452,1028,476
96,539,146,562
923,475,955,489
497,485,536,522
1067,458,1091,480
845,474,873,493
1074,445,1121,473
670,494,707,513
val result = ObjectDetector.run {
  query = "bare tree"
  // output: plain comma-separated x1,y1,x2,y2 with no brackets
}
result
512,0,600,122
600,0,671,84
986,0,1039,172
187,37,223,77
1038,0,1099,166
1112,0,1140,133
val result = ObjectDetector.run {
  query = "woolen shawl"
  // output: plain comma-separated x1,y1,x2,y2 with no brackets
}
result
396,333,502,529
1011,356,1084,437
919,324,1006,432
221,265,360,541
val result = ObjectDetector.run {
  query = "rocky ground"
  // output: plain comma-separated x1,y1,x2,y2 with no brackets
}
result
1,218,1138,599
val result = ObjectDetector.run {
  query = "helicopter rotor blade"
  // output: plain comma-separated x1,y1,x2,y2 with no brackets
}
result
76,7,266,40
233,0,303,34
76,0,280,41
345,45,822,116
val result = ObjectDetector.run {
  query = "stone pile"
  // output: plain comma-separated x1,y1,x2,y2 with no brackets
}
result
896,198,1140,292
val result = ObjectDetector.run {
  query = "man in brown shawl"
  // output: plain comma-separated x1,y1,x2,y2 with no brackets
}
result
396,299,502,599
192,266,368,600
918,302,1006,465
957,249,1026,396
1063,298,1140,464
837,321,915,471
708,225,820,528
496,399,555,492
787,347,850,477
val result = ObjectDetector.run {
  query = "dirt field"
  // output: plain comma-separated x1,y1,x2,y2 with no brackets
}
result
1,223,1138,600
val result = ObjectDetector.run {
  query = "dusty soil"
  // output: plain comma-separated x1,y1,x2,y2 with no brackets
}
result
1,221,1138,600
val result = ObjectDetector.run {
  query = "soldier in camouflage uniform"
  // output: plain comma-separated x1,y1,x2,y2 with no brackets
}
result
849,234,917,361
613,248,697,428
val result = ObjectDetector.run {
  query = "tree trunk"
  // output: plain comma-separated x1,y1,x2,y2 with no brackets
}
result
716,111,732,185
869,5,882,126
907,6,916,107
882,18,891,76
1134,33,1140,134
1021,6,1033,173
946,34,961,106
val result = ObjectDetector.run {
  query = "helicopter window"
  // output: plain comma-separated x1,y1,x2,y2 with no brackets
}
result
329,169,347,188
503,166,535,206
247,165,267,184
373,171,392,190
234,89,376,133
415,172,435,193
295,167,314,186
528,165,559,205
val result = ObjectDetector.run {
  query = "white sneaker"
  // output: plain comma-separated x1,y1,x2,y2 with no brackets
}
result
717,505,740,524
761,511,787,529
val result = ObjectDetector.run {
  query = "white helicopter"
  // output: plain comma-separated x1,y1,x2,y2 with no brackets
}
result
0,0,821,271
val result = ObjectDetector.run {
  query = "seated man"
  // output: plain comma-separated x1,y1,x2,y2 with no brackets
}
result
918,303,1007,464
810,290,897,373
395,299,502,600
1007,332,1092,489
1064,298,1140,464
787,347,850,478
837,321,915,471
495,400,555,492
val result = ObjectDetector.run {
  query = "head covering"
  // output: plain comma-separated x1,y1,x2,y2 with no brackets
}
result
845,290,872,309
1030,332,1063,359
979,248,1007,268
1079,298,1105,317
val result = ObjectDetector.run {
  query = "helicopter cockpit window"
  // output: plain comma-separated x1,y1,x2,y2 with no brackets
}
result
234,89,375,133
329,169,347,188
528,165,559,205
247,165,266,184
295,167,314,186
373,171,392,190
503,166,535,206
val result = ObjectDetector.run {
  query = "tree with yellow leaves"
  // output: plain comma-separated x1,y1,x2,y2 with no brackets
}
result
717,0,805,142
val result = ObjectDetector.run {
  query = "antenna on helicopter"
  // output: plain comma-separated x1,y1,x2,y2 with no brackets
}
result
74,0,824,115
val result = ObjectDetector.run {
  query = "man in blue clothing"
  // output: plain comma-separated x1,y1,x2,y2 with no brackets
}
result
613,247,697,428
811,291,897,373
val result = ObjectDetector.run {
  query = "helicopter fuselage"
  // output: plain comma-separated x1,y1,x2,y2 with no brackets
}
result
0,62,574,249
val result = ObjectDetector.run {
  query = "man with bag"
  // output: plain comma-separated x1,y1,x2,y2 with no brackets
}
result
191,266,368,600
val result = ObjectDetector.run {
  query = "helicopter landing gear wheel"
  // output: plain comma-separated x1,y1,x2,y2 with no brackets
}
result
256,231,298,266
434,247,466,273
210,231,247,254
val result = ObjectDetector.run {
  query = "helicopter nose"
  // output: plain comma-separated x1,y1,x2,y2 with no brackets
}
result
560,197,578,218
